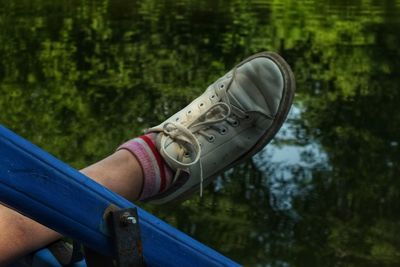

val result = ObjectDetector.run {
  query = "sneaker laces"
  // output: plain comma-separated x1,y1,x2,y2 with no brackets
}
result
148,68,248,196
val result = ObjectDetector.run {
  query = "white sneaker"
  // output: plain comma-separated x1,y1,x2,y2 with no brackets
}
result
146,52,295,204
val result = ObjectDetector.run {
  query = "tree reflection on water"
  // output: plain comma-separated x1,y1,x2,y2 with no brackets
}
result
1,0,400,266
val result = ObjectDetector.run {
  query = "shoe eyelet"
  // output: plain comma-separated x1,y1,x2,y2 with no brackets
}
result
210,95,216,100
184,152,190,158
175,117,180,121
187,110,192,115
199,103,204,108
231,120,239,127
219,84,225,89
208,135,215,143
219,127,228,135
244,115,251,121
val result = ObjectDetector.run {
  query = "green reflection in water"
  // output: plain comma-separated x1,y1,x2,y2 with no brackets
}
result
1,0,400,266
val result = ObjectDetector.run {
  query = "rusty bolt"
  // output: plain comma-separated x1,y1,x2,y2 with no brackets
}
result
121,212,137,226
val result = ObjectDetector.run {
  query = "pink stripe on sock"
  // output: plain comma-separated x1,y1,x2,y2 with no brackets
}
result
140,135,167,193
118,139,158,199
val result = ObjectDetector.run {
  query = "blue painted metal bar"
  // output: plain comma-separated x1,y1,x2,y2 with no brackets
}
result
30,249,86,267
0,124,240,267
10,248,86,267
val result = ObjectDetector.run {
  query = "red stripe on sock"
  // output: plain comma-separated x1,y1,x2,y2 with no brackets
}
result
139,135,166,193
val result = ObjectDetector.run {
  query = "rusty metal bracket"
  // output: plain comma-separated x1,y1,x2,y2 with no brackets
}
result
85,207,145,267
110,208,145,267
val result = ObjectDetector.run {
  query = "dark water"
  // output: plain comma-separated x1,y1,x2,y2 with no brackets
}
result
1,0,400,266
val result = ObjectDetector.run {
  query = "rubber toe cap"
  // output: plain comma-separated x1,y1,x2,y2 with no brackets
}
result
228,56,284,118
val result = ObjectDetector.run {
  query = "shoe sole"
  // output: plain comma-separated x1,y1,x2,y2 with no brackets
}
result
152,52,296,205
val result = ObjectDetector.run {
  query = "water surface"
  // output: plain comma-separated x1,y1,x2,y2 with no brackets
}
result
1,1,400,266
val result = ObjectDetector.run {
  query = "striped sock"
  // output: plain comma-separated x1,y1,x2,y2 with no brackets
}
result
118,133,173,200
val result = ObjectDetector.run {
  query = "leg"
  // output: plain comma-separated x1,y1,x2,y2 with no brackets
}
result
0,150,143,265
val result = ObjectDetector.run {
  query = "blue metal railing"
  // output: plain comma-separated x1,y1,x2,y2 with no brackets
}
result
0,124,239,267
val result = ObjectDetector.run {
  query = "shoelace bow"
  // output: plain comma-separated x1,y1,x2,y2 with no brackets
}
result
148,68,248,196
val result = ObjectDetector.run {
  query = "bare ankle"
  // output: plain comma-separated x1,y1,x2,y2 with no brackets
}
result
80,150,144,202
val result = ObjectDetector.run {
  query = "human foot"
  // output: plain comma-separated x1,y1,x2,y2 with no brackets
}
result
121,52,295,204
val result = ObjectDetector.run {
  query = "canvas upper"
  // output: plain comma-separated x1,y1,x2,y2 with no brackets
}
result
145,52,295,204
